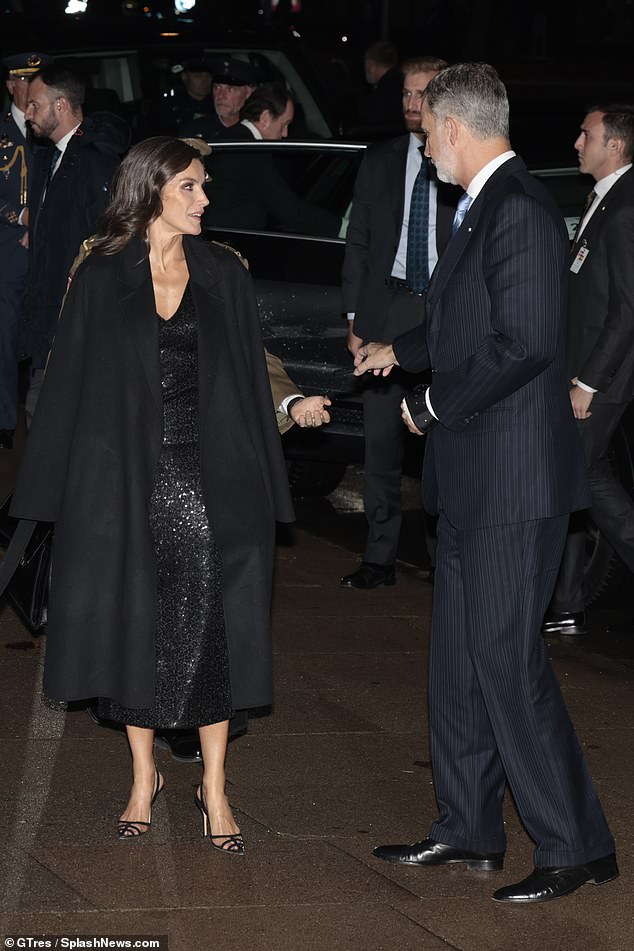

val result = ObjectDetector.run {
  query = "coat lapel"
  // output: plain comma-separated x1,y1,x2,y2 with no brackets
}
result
388,137,409,237
571,167,632,254
183,237,225,429
117,238,162,414
426,156,526,334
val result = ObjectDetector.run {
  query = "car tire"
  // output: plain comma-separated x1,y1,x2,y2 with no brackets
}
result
583,420,634,608
286,459,347,499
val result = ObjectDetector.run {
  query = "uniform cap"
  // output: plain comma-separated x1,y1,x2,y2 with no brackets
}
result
212,58,260,87
2,52,53,77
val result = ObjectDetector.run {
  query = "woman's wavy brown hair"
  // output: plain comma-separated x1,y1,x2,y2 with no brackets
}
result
91,136,204,255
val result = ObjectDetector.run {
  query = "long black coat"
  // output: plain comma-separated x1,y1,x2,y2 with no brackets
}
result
11,235,294,710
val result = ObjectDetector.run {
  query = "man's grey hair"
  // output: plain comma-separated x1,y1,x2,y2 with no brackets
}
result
424,62,509,140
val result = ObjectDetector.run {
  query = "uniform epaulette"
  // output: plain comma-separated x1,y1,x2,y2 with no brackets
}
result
210,239,249,271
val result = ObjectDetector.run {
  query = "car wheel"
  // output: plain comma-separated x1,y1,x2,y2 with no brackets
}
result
583,421,634,608
286,459,348,499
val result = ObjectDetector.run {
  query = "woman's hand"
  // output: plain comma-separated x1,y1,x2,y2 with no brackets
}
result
290,396,332,427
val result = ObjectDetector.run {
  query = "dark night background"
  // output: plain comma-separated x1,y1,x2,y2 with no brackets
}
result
3,0,634,161
3,0,634,63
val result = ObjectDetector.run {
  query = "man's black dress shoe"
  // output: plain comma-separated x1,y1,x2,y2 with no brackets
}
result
0,429,14,449
493,853,618,903
542,611,587,636
154,729,202,763
340,562,396,589
373,837,504,871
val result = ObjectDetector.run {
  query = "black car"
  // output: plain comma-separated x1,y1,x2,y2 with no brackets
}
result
203,138,633,608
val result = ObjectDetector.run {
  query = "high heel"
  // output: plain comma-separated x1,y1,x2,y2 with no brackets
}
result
194,784,245,855
117,767,164,840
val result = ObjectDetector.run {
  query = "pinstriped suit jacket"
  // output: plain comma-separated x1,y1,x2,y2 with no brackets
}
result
394,155,591,530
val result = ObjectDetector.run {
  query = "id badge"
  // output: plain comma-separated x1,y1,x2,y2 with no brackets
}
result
570,244,589,273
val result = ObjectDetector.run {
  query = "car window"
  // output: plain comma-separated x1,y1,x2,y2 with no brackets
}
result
52,46,332,139
205,143,363,240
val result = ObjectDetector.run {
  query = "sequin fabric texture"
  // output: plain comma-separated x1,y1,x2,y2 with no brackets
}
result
99,284,233,728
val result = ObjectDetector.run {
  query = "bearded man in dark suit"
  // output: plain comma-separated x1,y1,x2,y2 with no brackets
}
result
544,105,634,637
354,63,617,904
340,56,456,590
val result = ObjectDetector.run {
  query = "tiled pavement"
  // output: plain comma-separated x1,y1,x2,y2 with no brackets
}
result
0,431,632,951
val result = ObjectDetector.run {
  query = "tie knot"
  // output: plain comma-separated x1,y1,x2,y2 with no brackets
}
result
457,192,472,214
451,192,473,235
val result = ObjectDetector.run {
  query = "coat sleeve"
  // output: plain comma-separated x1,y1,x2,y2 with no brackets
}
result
576,205,634,392
10,266,88,522
265,349,302,435
430,193,566,430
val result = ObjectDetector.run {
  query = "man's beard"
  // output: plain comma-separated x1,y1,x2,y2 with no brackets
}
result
404,113,422,134
431,144,459,185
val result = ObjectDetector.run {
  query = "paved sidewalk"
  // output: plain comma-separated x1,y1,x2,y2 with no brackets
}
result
0,431,632,950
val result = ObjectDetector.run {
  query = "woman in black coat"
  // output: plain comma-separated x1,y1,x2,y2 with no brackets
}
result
10,137,294,852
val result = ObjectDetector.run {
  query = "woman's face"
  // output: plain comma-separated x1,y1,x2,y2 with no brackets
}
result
157,159,209,236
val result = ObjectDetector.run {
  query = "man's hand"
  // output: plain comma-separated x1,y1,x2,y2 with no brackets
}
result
400,398,424,435
353,342,398,377
19,230,28,249
290,395,332,428
347,324,364,358
570,384,593,420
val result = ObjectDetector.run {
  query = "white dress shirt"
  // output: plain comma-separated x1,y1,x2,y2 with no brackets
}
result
348,133,439,321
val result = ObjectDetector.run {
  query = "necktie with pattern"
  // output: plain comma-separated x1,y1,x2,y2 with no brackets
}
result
405,147,430,294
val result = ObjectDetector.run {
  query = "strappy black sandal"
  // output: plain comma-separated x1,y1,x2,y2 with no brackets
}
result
117,767,164,841
194,784,245,855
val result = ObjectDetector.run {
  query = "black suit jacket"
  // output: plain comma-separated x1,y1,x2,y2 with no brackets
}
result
394,155,590,530
11,236,294,710
566,166,634,403
21,112,129,367
342,134,457,342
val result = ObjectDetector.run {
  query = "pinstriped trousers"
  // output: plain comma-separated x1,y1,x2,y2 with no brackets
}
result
428,511,615,867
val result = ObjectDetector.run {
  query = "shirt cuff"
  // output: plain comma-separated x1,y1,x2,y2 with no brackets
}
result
425,388,438,419
280,394,304,415
575,379,597,394
347,313,355,321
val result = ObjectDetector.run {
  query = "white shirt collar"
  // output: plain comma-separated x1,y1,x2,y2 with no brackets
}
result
11,102,27,139
467,150,516,200
408,132,424,156
54,123,82,161
594,163,633,199
241,119,263,140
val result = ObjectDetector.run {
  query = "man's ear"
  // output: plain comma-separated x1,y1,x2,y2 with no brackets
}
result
607,136,624,158
445,115,459,144
259,109,273,132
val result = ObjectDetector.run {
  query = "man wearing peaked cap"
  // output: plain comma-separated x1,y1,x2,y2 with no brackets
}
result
0,52,52,448
179,57,260,142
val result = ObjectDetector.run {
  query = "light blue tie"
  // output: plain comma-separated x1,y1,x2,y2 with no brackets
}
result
452,192,472,234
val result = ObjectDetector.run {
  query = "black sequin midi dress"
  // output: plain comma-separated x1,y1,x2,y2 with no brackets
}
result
99,284,233,728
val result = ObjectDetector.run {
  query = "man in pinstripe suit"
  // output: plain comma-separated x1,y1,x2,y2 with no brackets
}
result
354,63,617,903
